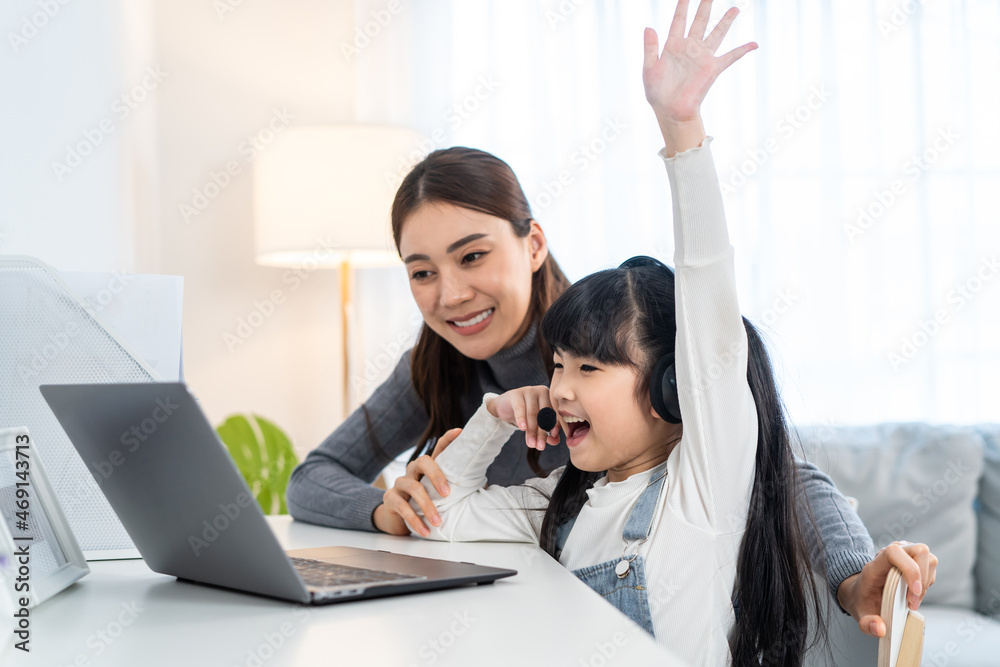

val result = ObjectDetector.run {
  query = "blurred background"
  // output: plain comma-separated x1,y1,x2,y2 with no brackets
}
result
2,0,998,461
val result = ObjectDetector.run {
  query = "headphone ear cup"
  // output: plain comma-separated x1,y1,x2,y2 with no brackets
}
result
650,353,682,424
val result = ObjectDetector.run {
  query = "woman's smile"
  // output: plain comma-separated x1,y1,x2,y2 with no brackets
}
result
446,307,495,335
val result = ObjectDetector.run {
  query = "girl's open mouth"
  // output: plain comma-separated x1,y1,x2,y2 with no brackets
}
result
565,419,591,447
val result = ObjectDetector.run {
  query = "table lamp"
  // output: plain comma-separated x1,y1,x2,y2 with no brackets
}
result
254,124,424,418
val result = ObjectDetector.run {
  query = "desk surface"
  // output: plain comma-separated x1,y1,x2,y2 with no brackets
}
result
5,516,686,666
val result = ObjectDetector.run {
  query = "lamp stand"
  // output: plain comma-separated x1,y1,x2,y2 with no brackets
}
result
340,259,352,421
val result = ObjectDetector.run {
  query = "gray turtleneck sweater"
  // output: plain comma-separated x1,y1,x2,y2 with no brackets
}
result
286,319,874,597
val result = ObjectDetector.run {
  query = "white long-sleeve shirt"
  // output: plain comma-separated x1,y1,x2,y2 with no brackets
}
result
409,136,758,666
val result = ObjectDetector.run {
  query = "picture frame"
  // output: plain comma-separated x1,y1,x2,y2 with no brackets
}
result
0,426,89,610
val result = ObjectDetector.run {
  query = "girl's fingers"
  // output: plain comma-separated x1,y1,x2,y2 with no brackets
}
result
523,393,539,449
643,27,660,71
688,0,714,42
718,41,758,71
541,396,562,443
703,6,738,52
668,0,692,42
497,386,559,449
543,402,562,443
537,394,558,447
511,396,527,433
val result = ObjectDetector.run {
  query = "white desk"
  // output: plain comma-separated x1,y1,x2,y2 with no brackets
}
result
4,516,686,666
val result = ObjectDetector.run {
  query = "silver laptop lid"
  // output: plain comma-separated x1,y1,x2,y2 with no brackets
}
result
40,382,310,603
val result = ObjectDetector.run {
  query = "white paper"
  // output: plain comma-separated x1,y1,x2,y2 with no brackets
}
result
59,271,184,381
889,578,909,667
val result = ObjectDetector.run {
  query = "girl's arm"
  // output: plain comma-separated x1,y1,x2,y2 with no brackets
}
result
286,350,429,531
644,5,936,636
409,389,563,543
644,3,759,532
662,141,758,533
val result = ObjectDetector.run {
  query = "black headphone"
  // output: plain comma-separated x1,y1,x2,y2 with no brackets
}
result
618,256,682,424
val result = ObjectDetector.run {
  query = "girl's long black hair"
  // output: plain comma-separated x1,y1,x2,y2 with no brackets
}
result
537,262,826,666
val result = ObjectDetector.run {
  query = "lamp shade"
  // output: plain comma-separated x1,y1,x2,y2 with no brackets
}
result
254,125,425,267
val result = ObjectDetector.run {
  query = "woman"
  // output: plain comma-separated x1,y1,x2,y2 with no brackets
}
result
286,2,936,637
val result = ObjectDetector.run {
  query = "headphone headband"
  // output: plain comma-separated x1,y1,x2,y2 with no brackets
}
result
618,255,682,424
618,255,675,275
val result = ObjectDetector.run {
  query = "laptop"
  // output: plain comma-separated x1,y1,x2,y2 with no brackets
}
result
39,382,515,604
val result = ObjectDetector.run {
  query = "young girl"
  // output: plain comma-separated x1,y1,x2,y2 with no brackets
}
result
406,5,822,665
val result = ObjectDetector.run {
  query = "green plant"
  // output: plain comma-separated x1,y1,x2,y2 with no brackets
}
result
215,414,298,515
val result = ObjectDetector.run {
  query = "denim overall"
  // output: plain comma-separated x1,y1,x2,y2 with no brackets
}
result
554,460,669,636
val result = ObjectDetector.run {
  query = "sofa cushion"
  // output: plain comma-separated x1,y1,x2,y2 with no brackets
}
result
975,425,1000,618
919,606,1000,666
797,423,983,609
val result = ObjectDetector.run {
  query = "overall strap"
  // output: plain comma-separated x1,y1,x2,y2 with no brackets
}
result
554,513,578,556
622,460,669,541
554,460,669,556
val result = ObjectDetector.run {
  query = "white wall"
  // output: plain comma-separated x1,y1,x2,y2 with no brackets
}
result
3,0,367,457
0,0,157,272
151,0,359,456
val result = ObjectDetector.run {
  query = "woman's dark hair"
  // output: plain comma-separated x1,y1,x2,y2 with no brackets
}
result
537,263,826,666
386,147,570,474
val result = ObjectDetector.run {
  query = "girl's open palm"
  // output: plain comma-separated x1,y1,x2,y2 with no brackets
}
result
643,0,757,125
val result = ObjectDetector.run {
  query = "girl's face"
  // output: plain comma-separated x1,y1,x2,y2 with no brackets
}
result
550,350,679,482
399,201,548,360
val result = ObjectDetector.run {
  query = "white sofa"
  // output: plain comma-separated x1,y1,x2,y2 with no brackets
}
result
798,423,1000,666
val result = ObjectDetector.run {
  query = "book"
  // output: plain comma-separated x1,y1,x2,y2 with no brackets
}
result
877,566,925,667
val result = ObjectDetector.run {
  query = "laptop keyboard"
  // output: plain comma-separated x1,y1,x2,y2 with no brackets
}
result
290,557,425,589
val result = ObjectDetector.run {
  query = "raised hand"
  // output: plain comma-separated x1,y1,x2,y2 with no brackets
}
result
643,0,757,154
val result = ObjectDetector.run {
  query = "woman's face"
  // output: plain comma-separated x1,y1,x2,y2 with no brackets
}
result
398,201,548,360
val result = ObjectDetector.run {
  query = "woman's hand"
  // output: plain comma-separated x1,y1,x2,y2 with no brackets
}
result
486,386,561,451
643,0,757,154
372,428,461,537
836,541,939,638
